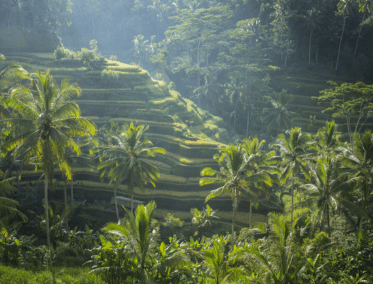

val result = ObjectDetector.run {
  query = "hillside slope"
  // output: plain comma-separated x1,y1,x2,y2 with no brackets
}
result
3,52,269,226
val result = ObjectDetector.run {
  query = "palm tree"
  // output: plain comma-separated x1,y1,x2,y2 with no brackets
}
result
98,123,165,217
224,77,244,129
193,74,219,111
271,127,312,224
200,144,272,247
104,201,158,283
353,0,373,60
301,8,322,65
263,90,298,136
336,0,355,72
313,120,340,161
299,156,363,236
339,130,373,224
239,213,305,284
0,53,28,93
241,137,279,228
62,137,94,237
201,235,233,284
2,71,96,251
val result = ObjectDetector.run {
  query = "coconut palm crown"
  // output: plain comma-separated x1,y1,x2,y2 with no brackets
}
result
200,144,272,247
98,122,166,216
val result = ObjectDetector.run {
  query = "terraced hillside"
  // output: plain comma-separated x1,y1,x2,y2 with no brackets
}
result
270,66,373,138
3,52,367,227
3,53,271,227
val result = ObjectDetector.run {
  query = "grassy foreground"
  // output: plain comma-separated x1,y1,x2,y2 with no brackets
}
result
0,266,103,284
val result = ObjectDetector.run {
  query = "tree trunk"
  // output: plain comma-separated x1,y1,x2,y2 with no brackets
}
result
45,172,51,252
246,111,250,138
309,29,313,65
231,192,237,248
249,201,252,228
285,38,290,67
17,170,19,190
70,174,74,207
64,180,68,241
327,204,330,237
234,100,238,129
131,191,134,214
91,14,96,38
197,40,201,87
353,11,366,61
114,186,119,222
336,17,346,72
291,177,294,224
123,7,126,40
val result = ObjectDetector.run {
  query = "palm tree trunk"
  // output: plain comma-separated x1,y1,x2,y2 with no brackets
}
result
70,174,74,207
249,201,252,228
91,14,96,38
17,170,19,190
327,205,331,237
246,111,250,138
234,100,238,129
64,180,68,241
309,29,313,65
336,17,346,72
131,191,134,214
353,11,366,61
232,192,237,248
114,186,119,222
291,178,294,224
197,39,201,87
45,172,51,251
122,6,126,40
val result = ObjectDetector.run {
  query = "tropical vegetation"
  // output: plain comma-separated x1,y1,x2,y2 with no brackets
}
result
0,0,372,282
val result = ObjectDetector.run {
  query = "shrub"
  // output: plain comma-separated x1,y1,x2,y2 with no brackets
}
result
90,56,106,70
54,45,68,60
79,48,95,65
100,69,120,85
89,39,98,54
162,213,184,228
110,55,117,61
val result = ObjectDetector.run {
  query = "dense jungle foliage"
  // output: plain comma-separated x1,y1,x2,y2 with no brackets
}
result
0,0,373,283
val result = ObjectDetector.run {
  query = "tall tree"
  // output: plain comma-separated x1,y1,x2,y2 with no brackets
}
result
2,71,96,252
200,144,271,247
339,130,373,225
85,0,100,38
301,7,322,65
98,123,165,217
224,77,244,129
336,0,355,72
263,90,298,136
270,0,294,67
316,81,373,144
242,137,278,228
272,127,312,224
313,120,341,161
353,0,373,60
193,73,218,111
